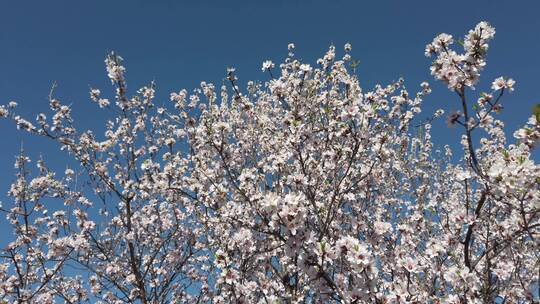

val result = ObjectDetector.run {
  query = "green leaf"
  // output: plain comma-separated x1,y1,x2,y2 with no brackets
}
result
532,104,540,115
532,104,540,122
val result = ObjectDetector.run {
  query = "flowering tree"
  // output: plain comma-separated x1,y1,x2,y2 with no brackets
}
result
0,22,539,303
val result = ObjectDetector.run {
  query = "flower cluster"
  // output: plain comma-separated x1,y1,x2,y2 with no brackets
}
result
426,21,496,91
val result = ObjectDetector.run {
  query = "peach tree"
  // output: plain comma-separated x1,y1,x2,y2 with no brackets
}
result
0,22,539,303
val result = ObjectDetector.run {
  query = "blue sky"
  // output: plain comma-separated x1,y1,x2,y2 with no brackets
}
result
0,0,539,230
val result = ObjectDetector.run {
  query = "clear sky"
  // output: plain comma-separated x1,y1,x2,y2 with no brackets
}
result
0,0,539,229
